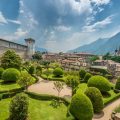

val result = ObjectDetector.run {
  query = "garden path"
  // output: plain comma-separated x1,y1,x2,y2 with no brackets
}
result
28,77,72,99
93,97,120,120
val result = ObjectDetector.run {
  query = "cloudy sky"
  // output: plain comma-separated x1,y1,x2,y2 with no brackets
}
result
0,0,120,52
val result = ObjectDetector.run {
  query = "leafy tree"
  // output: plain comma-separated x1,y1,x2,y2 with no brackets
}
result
32,51,42,61
43,69,52,80
17,71,35,89
28,66,36,75
9,93,28,120
66,75,79,95
53,81,64,97
90,56,99,62
79,69,86,80
103,52,111,60
0,50,22,69
84,73,92,83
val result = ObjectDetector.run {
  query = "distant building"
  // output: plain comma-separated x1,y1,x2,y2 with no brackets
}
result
0,38,35,59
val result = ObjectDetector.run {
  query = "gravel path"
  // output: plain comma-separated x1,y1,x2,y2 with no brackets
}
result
93,98,120,120
28,77,120,120
28,77,72,99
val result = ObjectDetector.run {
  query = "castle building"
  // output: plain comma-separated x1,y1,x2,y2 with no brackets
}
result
0,38,35,59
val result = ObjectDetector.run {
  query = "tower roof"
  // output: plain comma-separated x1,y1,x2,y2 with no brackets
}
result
25,38,35,43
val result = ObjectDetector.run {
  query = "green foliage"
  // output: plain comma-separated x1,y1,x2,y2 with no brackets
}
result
2,68,20,82
88,75,111,92
85,87,104,113
84,73,92,83
0,50,22,69
17,71,35,89
66,75,80,95
9,93,28,120
29,66,36,75
69,93,93,120
115,77,120,90
79,69,86,80
90,56,99,62
36,65,42,75
0,67,4,79
32,51,42,60
53,67,63,77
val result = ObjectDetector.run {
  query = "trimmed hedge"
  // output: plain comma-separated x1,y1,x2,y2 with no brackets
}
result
69,93,93,120
85,87,104,113
104,92,120,106
2,68,20,82
87,75,111,92
25,91,70,106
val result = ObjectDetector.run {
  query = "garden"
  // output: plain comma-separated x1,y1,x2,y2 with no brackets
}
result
1,50,120,120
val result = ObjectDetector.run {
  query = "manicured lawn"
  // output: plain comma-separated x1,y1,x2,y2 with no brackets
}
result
0,81,20,92
0,97,68,120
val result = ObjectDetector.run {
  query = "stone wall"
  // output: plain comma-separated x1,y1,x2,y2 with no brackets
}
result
0,46,28,59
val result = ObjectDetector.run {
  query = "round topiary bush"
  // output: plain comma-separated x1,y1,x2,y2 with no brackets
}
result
87,75,111,92
2,68,20,82
53,67,63,77
69,93,93,120
84,73,92,83
9,93,28,120
115,77,120,90
0,67,4,79
85,87,104,113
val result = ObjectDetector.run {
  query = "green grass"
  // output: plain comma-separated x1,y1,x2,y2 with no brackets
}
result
0,81,20,91
0,97,68,120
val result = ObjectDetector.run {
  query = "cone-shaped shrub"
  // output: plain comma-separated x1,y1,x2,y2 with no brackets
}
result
85,87,104,113
69,93,93,120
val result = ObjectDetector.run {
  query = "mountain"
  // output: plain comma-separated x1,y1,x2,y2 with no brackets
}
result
68,32,120,55
35,47,48,52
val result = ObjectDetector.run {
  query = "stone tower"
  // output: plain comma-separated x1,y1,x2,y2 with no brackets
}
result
25,38,35,59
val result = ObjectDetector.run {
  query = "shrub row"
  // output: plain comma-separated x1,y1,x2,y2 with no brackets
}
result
25,91,70,106
104,92,120,106
0,87,24,94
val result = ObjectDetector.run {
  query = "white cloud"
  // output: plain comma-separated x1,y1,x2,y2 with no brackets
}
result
0,11,7,24
91,0,111,5
54,25,71,32
15,28,28,37
82,15,113,32
1,28,28,41
7,19,21,25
